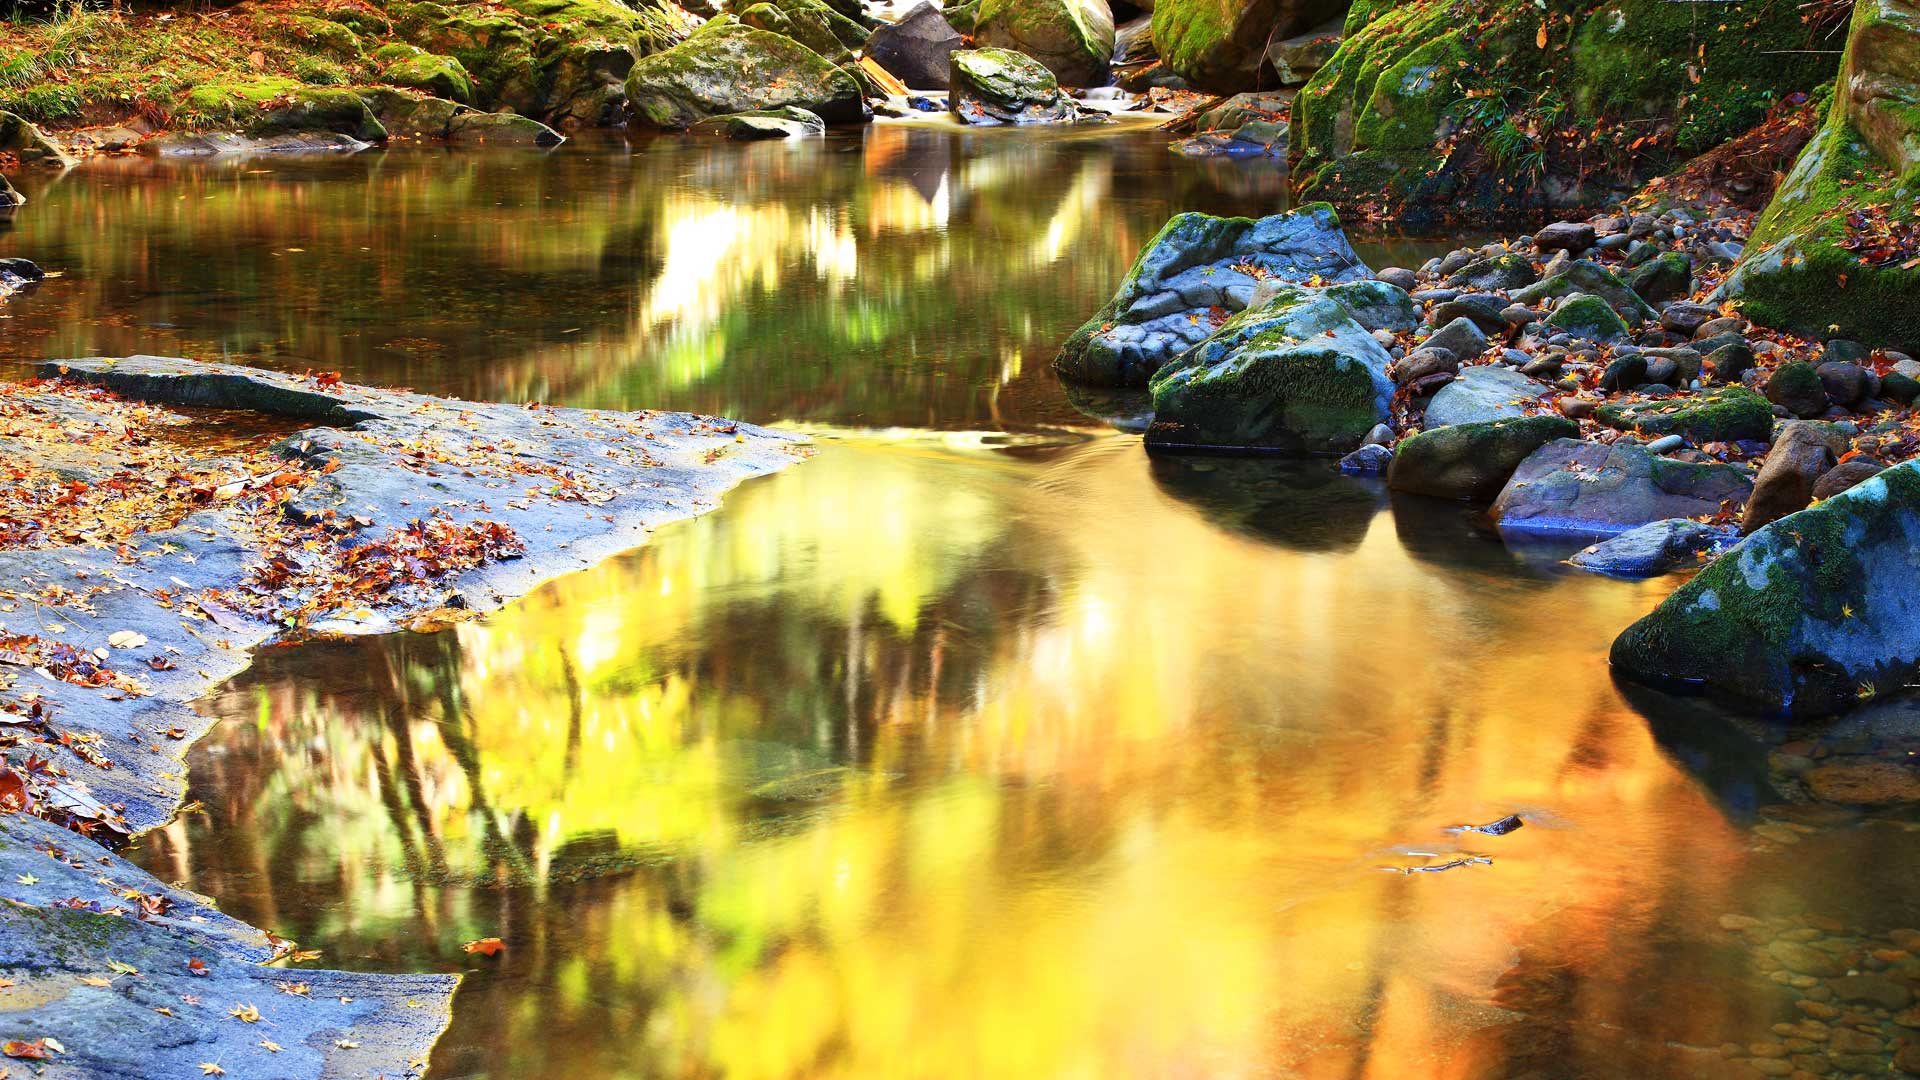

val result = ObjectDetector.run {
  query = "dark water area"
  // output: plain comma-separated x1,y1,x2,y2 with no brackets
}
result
5,122,1920,1080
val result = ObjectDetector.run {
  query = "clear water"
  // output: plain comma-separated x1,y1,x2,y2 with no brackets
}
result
4,122,1917,1080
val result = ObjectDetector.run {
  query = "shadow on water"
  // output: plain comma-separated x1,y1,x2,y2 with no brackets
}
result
1147,454,1384,553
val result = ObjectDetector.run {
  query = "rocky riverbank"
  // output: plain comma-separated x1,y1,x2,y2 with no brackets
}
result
0,354,807,1077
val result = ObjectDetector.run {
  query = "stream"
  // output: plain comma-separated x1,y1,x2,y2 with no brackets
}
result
5,121,1920,1080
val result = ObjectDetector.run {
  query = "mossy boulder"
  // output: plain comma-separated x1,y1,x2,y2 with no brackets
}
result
1512,260,1657,325
1389,414,1579,501
391,0,692,128
740,0,869,63
1594,387,1773,444
688,105,826,138
975,0,1115,86
1628,251,1693,304
1723,0,1920,351
948,47,1082,125
1289,0,1839,224
1054,204,1376,387
1612,461,1920,716
1546,294,1632,343
624,23,868,128
1145,285,1396,454
0,111,72,168
358,88,470,139
179,82,387,142
1152,0,1345,92
375,45,476,104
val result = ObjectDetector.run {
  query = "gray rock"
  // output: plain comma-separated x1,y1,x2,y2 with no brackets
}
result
1661,301,1717,336
1767,361,1830,419
1816,360,1871,407
1424,316,1488,362
1393,346,1457,385
865,1,965,88
1431,296,1507,334
1423,365,1553,428
1534,221,1596,254
1493,438,1754,541
1339,442,1393,474
1813,457,1888,499
1567,518,1737,577
1375,266,1417,291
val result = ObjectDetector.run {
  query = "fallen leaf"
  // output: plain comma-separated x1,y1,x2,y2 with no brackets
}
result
228,1003,260,1023
105,631,146,650
462,937,505,957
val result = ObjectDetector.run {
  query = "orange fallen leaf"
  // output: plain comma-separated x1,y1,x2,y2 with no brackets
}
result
462,937,505,957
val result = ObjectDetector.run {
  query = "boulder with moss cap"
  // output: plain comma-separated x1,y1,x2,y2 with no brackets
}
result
1144,283,1396,454
1612,460,1920,716
1055,204,1379,387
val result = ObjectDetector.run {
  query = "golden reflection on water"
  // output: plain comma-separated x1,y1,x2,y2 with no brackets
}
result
132,434,1826,1079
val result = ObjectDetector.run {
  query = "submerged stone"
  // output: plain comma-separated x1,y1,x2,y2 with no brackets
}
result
1567,518,1737,578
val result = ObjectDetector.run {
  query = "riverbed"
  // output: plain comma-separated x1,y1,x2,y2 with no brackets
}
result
6,122,1919,1080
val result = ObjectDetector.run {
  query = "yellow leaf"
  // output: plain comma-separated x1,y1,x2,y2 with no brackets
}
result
259,1040,283,1053
200,1064,225,1076
229,1003,260,1023
14,874,35,886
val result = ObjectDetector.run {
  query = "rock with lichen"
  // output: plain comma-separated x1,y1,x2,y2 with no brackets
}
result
1055,204,1380,387
1612,460,1920,716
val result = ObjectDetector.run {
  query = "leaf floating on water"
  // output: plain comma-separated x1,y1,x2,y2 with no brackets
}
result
462,937,505,957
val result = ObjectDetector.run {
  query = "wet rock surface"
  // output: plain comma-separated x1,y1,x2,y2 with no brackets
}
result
0,357,808,1078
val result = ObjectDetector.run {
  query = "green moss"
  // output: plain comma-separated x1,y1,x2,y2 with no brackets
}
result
1292,0,1837,222
1729,120,1920,348
1593,387,1773,443
1546,294,1630,342
1611,464,1920,714
1389,414,1579,500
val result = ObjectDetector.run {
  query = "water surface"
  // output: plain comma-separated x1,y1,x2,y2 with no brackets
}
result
4,123,1915,1080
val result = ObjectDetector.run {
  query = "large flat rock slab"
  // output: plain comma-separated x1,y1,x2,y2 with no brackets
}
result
0,357,810,1080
